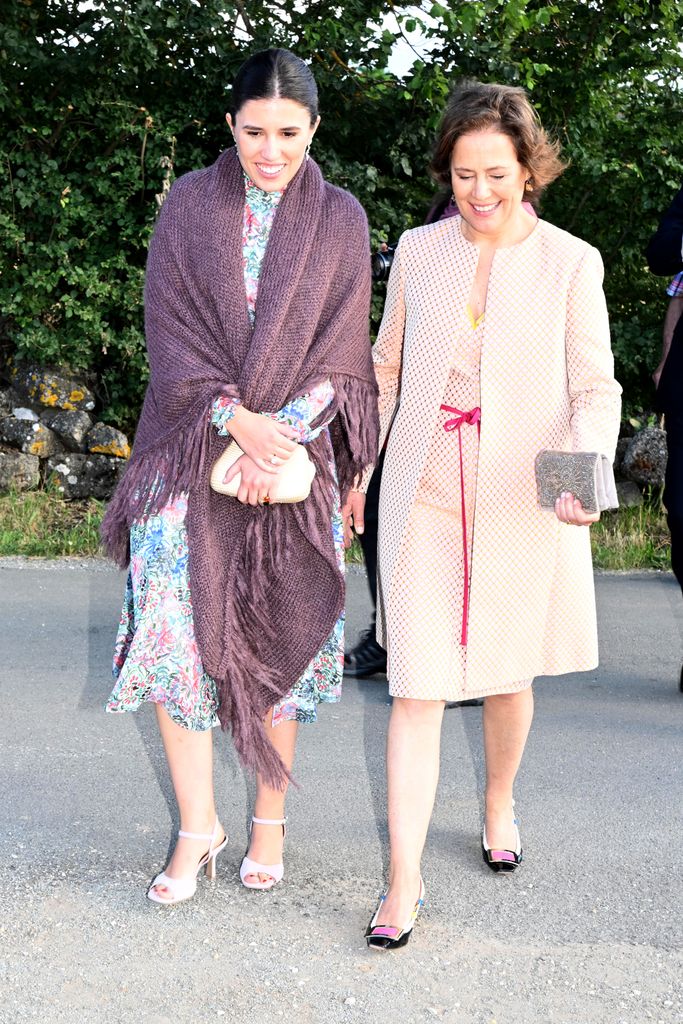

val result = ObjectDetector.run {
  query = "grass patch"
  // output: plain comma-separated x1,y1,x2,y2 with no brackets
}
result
591,498,670,571
0,489,672,572
0,489,105,557
345,535,364,564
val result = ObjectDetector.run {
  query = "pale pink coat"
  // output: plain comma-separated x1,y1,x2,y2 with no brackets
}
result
370,216,622,698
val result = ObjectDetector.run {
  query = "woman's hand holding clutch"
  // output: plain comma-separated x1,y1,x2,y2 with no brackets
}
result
221,454,277,506
227,406,298,473
553,492,600,526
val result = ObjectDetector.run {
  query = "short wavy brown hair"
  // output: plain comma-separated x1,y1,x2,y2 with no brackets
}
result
430,80,566,206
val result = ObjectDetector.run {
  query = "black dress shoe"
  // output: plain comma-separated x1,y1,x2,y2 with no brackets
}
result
365,878,425,950
343,627,387,678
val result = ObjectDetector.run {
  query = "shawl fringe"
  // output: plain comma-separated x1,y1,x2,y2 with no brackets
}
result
214,434,341,790
101,403,216,568
330,373,380,501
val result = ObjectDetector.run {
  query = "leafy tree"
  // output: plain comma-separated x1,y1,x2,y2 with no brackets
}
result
1,0,681,428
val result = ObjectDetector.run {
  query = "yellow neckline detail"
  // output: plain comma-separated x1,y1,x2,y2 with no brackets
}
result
466,305,485,329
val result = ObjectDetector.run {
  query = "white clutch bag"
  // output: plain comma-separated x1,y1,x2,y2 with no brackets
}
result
210,440,316,503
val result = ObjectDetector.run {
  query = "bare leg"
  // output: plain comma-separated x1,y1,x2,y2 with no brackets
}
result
150,704,223,899
483,688,534,849
373,697,445,928
243,709,299,885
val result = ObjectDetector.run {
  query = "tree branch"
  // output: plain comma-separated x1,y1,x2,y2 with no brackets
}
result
387,2,427,68
233,0,254,36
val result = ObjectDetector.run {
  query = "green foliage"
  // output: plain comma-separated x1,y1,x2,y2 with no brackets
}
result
1,1,681,427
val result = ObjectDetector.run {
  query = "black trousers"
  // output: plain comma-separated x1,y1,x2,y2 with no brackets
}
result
664,411,683,595
357,449,385,623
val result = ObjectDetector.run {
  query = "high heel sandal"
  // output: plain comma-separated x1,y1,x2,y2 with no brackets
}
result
239,816,287,891
365,878,425,950
147,817,227,905
481,801,523,873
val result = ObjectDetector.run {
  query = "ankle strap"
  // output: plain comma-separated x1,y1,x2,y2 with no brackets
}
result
178,817,220,841
251,816,287,826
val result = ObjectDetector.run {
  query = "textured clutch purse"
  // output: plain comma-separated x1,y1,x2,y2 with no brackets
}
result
210,441,316,503
534,450,618,513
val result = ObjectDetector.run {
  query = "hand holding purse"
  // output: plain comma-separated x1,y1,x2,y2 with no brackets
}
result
534,450,618,514
210,440,316,503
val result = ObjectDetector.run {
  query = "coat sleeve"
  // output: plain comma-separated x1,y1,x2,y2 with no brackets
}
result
645,186,683,277
565,246,622,460
357,235,408,492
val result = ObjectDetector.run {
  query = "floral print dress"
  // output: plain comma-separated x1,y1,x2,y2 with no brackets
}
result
106,175,344,730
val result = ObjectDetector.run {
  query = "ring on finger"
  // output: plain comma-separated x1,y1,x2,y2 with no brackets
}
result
262,495,271,505
270,454,278,465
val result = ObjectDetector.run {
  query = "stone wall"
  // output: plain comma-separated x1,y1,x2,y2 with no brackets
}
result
0,365,130,499
0,364,669,508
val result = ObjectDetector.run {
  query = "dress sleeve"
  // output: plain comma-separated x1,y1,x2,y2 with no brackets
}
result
211,395,242,436
357,235,408,492
566,246,622,460
666,271,683,297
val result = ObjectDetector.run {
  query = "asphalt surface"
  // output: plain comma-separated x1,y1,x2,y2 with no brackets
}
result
0,559,681,1024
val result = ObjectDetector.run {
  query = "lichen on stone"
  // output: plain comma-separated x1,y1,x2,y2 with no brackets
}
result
90,442,131,458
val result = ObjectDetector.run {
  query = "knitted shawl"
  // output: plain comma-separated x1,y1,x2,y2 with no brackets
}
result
101,147,379,787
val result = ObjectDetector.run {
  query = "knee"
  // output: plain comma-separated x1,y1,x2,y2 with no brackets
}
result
391,696,445,725
485,689,533,710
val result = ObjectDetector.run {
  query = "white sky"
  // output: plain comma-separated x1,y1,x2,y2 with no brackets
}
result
384,7,437,78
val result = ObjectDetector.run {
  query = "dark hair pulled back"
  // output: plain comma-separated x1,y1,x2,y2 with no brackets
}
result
230,48,319,125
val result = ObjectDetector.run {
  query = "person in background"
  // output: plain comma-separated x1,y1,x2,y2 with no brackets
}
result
102,48,378,904
654,271,683,390
646,185,683,692
343,447,388,678
344,79,621,949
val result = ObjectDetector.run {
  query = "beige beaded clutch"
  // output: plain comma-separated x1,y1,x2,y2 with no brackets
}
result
534,450,618,513
210,441,316,503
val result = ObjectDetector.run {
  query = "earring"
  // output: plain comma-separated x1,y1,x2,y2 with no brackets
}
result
451,192,456,203
305,142,311,161
525,180,533,192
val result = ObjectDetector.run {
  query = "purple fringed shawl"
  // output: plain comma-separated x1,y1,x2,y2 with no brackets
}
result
101,147,379,787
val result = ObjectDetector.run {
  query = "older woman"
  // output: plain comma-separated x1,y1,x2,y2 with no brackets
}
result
103,48,378,904
345,80,621,948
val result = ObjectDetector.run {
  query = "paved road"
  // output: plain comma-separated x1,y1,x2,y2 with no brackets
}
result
1,559,681,1024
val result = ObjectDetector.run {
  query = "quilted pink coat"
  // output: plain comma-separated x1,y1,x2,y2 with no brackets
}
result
372,216,622,693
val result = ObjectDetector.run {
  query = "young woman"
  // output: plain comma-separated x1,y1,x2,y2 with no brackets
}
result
103,48,378,904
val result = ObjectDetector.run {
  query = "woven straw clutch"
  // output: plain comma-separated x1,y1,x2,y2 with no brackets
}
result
210,441,316,504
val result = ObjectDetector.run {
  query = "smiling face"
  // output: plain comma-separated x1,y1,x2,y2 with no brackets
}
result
227,97,320,192
450,129,530,244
